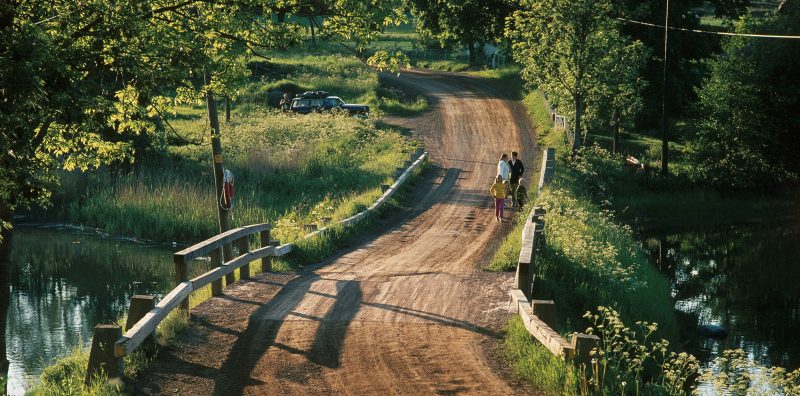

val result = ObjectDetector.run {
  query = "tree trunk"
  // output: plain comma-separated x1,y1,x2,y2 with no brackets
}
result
661,0,670,176
612,107,620,154
225,97,231,123
0,204,12,394
467,42,476,66
308,16,316,47
277,11,286,23
572,94,583,155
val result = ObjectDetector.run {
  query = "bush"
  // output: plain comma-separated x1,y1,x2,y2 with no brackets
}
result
569,144,623,204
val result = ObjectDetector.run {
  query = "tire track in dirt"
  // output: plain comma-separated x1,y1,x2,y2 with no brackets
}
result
136,69,540,395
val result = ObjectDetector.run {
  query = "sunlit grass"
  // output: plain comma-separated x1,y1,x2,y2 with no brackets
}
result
504,316,580,395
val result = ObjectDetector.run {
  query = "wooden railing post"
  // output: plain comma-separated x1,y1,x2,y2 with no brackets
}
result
225,245,236,286
571,333,600,367
260,229,271,273
174,255,188,310
85,324,123,385
210,248,223,296
126,295,156,352
515,261,532,299
532,300,557,330
237,236,250,280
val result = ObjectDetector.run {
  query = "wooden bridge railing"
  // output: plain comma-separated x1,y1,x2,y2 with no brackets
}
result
84,148,428,385
512,148,599,367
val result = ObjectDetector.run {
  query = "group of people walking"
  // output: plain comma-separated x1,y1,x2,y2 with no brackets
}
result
489,151,526,222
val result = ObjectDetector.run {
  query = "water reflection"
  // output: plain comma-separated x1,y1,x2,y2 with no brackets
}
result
640,222,800,387
7,226,189,395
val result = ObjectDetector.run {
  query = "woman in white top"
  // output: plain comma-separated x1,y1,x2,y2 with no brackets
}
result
497,153,510,180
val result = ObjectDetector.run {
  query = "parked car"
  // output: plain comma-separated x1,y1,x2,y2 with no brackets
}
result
290,91,369,116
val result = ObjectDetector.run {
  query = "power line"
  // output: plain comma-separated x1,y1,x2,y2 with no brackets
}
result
618,17,800,39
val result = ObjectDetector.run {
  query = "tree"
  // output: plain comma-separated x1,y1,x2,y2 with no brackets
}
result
506,0,648,154
411,0,516,66
0,0,406,387
687,11,800,189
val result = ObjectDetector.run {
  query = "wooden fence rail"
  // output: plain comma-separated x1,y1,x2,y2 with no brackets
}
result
512,148,599,367
84,149,428,384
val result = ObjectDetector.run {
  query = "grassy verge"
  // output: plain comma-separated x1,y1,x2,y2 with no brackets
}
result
505,316,580,395
491,91,679,394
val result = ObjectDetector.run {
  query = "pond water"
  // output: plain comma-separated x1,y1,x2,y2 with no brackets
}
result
6,226,189,395
639,221,800,393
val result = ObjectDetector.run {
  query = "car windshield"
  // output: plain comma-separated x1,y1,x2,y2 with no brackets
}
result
324,98,344,107
291,99,306,108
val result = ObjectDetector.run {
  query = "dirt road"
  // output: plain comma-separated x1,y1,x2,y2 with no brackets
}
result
137,69,539,395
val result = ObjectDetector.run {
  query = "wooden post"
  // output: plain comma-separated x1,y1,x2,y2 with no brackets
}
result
514,262,532,299
415,147,425,157
174,255,188,310
210,248,223,296
532,206,546,221
320,217,332,223
395,167,405,178
260,230,271,273
85,324,123,385
534,220,545,249
126,296,156,352
380,184,390,192
237,236,250,280
571,333,600,368
409,152,416,161
224,244,236,286
532,300,557,330
403,160,412,168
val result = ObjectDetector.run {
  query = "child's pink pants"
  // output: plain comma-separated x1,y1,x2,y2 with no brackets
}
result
495,198,505,218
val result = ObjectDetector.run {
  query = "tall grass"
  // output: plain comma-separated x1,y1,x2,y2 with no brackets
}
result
41,111,416,244
504,316,580,395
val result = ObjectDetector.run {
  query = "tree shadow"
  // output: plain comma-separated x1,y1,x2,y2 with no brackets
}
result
307,280,363,368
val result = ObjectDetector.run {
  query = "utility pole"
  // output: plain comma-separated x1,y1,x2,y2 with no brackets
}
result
205,73,234,262
661,0,670,176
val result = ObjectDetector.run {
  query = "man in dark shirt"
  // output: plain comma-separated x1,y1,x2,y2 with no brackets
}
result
279,93,292,111
508,151,524,207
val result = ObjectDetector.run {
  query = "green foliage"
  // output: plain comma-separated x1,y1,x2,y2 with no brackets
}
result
583,306,700,395
504,316,580,395
1,0,409,217
569,145,624,204
686,12,800,189
410,0,516,65
535,185,676,335
34,346,122,395
506,0,648,150
376,74,429,116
